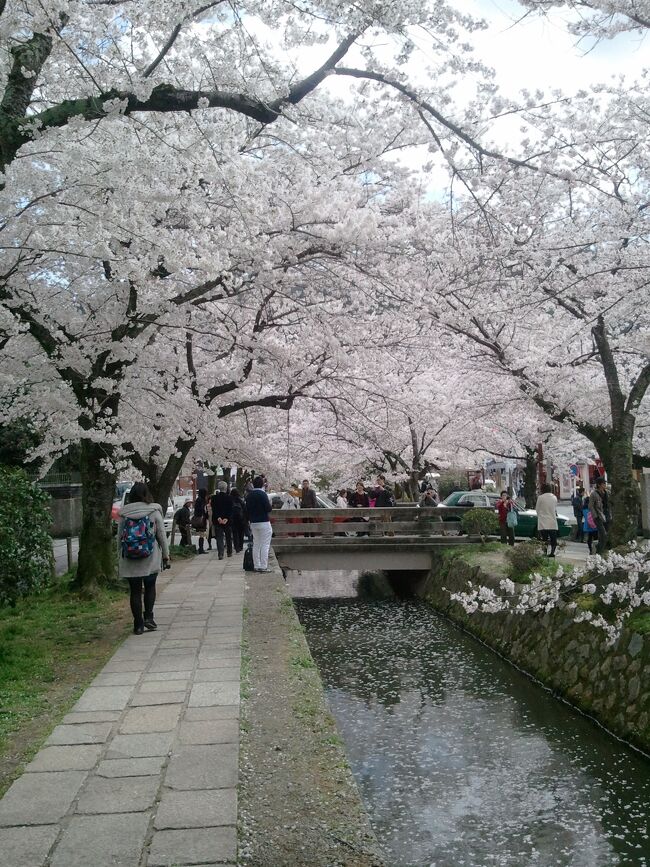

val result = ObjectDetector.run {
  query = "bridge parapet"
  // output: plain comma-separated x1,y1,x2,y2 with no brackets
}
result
271,506,466,540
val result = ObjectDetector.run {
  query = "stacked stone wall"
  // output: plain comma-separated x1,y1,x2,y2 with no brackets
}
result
420,554,650,753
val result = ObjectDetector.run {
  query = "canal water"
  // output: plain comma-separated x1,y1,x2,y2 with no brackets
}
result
294,581,650,867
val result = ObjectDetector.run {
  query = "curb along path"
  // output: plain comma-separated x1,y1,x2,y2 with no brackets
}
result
0,553,244,867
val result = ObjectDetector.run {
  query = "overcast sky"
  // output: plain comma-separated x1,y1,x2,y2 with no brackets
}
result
430,0,648,96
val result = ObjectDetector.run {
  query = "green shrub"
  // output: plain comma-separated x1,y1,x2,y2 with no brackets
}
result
168,544,197,559
460,508,499,539
505,540,545,581
0,466,54,606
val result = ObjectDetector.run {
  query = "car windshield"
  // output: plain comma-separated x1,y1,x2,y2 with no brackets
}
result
316,493,336,508
442,492,468,505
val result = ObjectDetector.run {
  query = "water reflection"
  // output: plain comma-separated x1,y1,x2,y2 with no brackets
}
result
297,598,650,867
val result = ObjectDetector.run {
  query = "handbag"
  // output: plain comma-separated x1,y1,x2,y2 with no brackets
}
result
506,508,518,528
243,544,255,572
586,512,597,530
191,514,207,531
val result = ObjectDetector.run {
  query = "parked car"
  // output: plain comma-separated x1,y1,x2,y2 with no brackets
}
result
268,491,337,509
437,490,575,538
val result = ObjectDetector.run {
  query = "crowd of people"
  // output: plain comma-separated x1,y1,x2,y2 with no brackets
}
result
117,471,614,636
495,477,612,557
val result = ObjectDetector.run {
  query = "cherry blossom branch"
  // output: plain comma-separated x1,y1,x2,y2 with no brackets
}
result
1,30,362,171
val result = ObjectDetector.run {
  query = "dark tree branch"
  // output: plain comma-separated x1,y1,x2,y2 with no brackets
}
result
1,31,362,169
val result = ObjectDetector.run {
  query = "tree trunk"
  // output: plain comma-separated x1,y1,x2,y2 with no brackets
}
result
607,420,640,546
145,443,194,510
523,447,537,509
73,439,117,594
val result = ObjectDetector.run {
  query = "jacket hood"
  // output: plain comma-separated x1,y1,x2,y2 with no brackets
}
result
120,502,163,519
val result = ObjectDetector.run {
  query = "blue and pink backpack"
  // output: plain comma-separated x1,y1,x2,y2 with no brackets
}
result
121,515,155,559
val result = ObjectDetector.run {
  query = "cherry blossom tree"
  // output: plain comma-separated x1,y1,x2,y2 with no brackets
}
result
519,0,650,36
451,542,650,647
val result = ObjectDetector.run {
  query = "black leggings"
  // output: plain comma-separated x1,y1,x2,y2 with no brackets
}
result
127,574,157,628
540,529,558,555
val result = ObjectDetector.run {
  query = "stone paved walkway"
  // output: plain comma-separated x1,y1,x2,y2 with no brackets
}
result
0,553,243,867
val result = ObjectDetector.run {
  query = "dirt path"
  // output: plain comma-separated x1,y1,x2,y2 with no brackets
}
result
239,570,384,867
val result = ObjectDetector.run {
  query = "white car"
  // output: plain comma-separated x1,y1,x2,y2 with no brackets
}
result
112,488,176,535
268,491,336,509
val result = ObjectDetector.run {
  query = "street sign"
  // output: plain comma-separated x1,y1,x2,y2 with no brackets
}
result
569,464,578,476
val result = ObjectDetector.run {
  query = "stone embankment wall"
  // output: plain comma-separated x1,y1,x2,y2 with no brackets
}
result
419,553,650,754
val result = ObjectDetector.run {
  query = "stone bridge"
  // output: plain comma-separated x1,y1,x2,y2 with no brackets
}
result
271,505,482,571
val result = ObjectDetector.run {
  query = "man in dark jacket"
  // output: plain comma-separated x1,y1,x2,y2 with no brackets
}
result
300,479,318,509
373,475,395,508
571,487,585,542
174,501,192,547
589,478,609,555
245,476,273,572
374,475,394,535
210,481,234,559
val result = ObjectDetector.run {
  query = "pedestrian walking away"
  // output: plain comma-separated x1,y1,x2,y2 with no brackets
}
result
589,478,609,555
245,476,273,572
536,484,559,557
117,481,170,634
230,487,247,553
211,481,234,559
496,489,516,546
571,486,585,542
193,488,209,554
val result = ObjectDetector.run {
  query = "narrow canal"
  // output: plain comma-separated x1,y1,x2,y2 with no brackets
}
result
293,579,650,867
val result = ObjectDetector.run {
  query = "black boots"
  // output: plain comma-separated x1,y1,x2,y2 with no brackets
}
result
198,537,205,554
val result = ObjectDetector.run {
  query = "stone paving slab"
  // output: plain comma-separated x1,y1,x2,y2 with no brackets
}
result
46,721,113,745
178,720,239,745
154,789,237,829
189,682,240,707
76,774,160,813
120,704,183,733
62,709,121,724
73,685,135,711
107,732,175,758
0,825,60,867
0,771,87,825
0,552,245,867
165,744,239,790
96,756,166,777
131,691,187,706
147,826,237,866
25,744,103,772
50,813,151,867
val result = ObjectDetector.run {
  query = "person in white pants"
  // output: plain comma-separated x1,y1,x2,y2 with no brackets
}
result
251,520,273,570
245,476,273,572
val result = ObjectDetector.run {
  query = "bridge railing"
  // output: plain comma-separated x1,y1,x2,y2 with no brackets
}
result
271,506,467,540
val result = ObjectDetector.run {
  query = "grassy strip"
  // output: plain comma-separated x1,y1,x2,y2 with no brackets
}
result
0,572,130,794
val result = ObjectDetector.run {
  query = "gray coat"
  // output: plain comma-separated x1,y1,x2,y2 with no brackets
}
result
117,501,170,579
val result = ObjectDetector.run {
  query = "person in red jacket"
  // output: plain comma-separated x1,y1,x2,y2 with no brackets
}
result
496,490,516,546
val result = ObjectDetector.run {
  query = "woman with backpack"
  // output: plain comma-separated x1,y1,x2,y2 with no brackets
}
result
117,481,170,635
230,487,247,553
